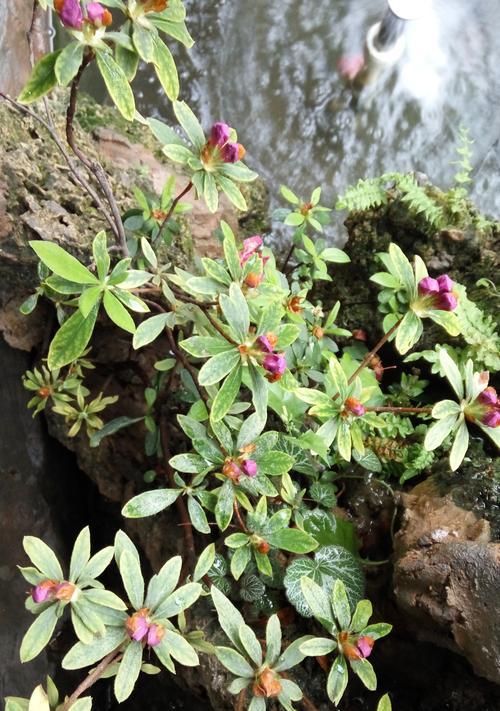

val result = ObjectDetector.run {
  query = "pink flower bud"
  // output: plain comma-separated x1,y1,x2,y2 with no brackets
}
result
31,580,57,604
257,335,274,353
478,387,497,406
147,623,165,647
435,292,458,312
482,410,500,428
126,609,150,641
210,122,231,147
87,2,112,26
263,353,286,376
437,274,453,293
241,459,258,477
55,0,83,30
239,236,263,264
418,276,439,295
221,142,240,164
344,397,366,417
357,636,375,658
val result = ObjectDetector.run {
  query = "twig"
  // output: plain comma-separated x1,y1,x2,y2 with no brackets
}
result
66,52,129,256
347,317,403,386
234,689,247,711
0,91,119,239
233,499,248,533
158,180,193,241
62,648,121,710
365,406,432,414
281,240,296,273
160,417,196,572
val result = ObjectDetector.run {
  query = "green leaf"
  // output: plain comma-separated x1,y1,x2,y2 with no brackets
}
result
285,545,364,618
219,283,250,341
198,349,240,387
221,221,242,281
145,556,182,611
267,528,318,554
62,627,127,669
230,545,251,581
274,634,315,672
155,582,202,618
321,247,350,263
370,272,401,288
55,42,84,86
69,527,91,583
132,314,168,349
203,172,219,213
258,451,294,476
96,51,135,121
264,614,282,666
395,310,423,355
331,579,351,630
163,144,195,163
23,536,63,580
299,637,336,656
424,415,458,451
217,175,247,211
103,291,136,333
114,641,143,702
80,546,114,581
215,646,254,678
68,698,92,711
83,588,127,611
439,349,464,399
4,697,29,711
173,101,205,150
162,629,199,666
122,489,181,518
239,623,262,666
187,495,211,533
152,35,179,100
133,23,155,62
193,543,216,582
147,117,185,146
20,605,59,662
89,416,143,447
180,336,234,358
79,286,102,319
18,50,62,103
169,453,210,474
115,44,139,82
211,365,242,422
377,693,392,711
30,242,98,285
350,600,373,633
48,305,98,369
119,550,144,610
280,185,300,204
360,623,392,640
210,585,246,655
450,418,469,471
350,659,377,690
327,655,348,705
388,243,415,297
300,576,334,629
215,479,235,531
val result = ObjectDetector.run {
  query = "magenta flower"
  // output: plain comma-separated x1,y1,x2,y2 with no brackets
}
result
483,410,500,428
56,0,84,30
126,611,150,641
239,235,263,265
357,636,375,658
147,623,164,647
344,397,366,417
241,459,258,477
478,387,498,406
257,335,274,353
31,580,57,604
418,276,440,295
221,142,240,164
210,122,231,147
418,273,457,312
263,353,286,376
86,2,112,25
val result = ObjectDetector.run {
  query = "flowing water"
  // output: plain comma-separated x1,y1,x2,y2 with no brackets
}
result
120,0,500,244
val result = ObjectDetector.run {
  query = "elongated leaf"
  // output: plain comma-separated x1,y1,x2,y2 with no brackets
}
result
239,623,262,667
219,284,249,341
48,305,98,369
155,582,201,618
119,550,144,610
20,605,59,662
210,585,246,655
122,489,181,518
133,314,168,348
395,310,423,355
450,418,469,471
424,415,458,451
162,629,199,666
350,659,377,690
215,478,235,531
114,641,143,702
198,349,240,387
103,291,136,333
299,637,336,656
23,537,63,580
69,527,91,583
327,655,348,705
217,175,247,211
63,627,127,669
267,528,317,554
133,23,155,62
439,349,464,399
152,35,179,100
187,495,210,533
211,365,242,422
30,242,98,285
55,42,84,86
96,51,135,121
215,646,254,677
331,579,351,630
193,543,215,582
146,556,182,611
18,50,62,103
173,101,205,149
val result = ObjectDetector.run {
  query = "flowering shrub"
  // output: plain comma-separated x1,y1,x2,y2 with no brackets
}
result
2,1,499,710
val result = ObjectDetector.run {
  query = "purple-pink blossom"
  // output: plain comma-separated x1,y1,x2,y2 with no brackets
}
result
241,459,258,477
263,353,287,376
210,122,231,147
418,273,457,312
478,387,498,406
469,384,500,428
86,2,112,25
55,0,84,30
147,623,165,647
344,397,366,417
221,142,240,164
257,335,274,353
126,610,150,642
240,235,263,265
357,636,375,658
483,410,500,428
31,580,57,604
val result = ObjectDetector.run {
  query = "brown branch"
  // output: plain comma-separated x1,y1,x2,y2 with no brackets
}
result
62,649,121,710
66,52,129,256
0,92,119,239
157,180,193,241
347,317,403,386
365,405,432,414
233,499,248,533
160,417,196,572
234,689,247,711
281,240,296,274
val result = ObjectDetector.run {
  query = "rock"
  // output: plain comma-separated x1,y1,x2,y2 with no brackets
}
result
393,479,500,684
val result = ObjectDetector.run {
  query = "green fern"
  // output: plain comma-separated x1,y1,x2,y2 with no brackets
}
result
455,287,500,370
335,176,389,212
396,174,446,229
452,125,474,186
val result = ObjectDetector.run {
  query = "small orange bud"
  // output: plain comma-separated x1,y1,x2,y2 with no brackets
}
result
300,202,313,216
352,329,367,341
244,271,263,288
237,144,246,161
38,387,51,399
223,460,241,481
287,295,304,314
253,669,282,698
102,8,113,25
55,581,77,601
257,540,270,554
343,642,363,660
312,326,324,339
54,0,64,12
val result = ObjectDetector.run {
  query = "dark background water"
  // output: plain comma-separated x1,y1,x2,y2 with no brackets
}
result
84,0,500,243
